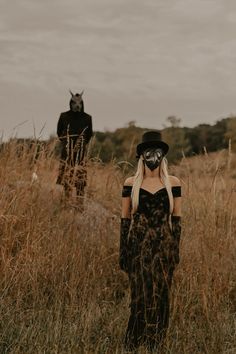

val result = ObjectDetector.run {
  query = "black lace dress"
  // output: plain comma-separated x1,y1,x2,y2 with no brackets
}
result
122,185,181,350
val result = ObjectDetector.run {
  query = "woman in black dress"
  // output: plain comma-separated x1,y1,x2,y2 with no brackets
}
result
119,131,182,351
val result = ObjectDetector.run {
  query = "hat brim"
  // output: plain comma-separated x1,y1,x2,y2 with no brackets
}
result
136,141,169,157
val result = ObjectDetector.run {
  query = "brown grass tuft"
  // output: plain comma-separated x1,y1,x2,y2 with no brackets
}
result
0,141,236,353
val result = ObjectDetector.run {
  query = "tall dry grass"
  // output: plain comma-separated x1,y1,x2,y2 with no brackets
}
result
0,141,236,353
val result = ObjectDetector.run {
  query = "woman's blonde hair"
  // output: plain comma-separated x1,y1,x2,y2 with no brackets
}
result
131,156,174,215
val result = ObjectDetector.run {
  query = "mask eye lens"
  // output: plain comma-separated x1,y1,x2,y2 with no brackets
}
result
144,150,151,158
143,148,163,160
156,149,163,157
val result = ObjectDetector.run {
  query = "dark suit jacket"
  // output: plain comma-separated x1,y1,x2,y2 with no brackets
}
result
57,110,93,162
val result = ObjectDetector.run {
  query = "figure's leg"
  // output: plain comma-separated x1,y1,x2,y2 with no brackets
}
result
56,160,73,198
158,269,174,338
74,166,87,211
63,163,73,199
56,159,66,185
141,266,160,351
143,267,173,351
124,271,146,350
75,168,87,196
64,182,72,198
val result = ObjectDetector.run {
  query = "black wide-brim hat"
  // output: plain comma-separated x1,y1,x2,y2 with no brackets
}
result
136,130,169,157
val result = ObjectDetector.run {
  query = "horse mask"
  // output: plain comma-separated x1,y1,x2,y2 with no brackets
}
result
69,90,84,112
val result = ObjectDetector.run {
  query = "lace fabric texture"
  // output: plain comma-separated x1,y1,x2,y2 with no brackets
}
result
119,218,131,272
121,184,182,350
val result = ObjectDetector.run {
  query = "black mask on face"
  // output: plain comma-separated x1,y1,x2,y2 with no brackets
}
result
69,91,84,112
70,96,83,112
143,148,164,171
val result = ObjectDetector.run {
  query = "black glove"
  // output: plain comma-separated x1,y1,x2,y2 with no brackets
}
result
171,215,181,265
119,218,131,273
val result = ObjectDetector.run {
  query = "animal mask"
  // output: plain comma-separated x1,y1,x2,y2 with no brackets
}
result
69,90,84,112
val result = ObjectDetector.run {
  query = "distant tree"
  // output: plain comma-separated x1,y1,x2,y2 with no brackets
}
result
165,116,181,128
127,120,136,128
207,118,229,151
160,116,190,162
225,117,236,151
90,131,114,162
186,124,211,154
185,119,230,154
114,124,144,163
90,123,145,164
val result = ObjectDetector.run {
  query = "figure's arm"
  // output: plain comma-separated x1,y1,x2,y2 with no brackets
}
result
86,115,93,143
119,177,133,272
170,175,182,216
170,175,182,265
121,176,134,218
173,195,181,216
57,114,66,141
121,195,132,219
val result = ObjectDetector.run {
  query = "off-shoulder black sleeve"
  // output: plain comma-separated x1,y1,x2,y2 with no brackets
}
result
122,185,132,197
172,186,181,197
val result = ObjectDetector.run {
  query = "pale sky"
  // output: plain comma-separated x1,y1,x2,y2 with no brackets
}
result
0,0,236,139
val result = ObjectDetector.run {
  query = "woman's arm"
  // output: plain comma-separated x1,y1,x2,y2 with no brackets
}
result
170,175,182,216
173,196,181,216
119,177,133,272
169,176,182,266
121,197,132,218
121,177,133,219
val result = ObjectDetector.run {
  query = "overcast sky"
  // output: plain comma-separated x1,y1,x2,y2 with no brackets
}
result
0,0,236,139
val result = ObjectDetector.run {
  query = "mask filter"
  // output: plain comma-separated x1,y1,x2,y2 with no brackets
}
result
143,148,164,171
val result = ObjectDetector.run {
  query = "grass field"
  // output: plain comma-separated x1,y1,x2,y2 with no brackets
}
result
0,141,236,353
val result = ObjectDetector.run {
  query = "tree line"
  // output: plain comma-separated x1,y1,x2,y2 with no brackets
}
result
90,116,236,164
1,116,235,165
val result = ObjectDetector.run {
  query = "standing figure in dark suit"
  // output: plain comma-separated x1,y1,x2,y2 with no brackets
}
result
119,131,182,352
57,90,93,204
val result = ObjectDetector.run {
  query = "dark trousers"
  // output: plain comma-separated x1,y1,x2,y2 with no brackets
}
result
57,159,87,199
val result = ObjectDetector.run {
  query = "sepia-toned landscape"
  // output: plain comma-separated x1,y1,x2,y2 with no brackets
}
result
1,0,236,352
0,138,236,353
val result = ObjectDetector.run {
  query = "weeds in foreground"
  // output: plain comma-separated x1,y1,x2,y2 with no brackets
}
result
0,141,236,353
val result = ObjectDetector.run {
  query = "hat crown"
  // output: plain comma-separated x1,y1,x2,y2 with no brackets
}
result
136,130,169,157
141,131,162,143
